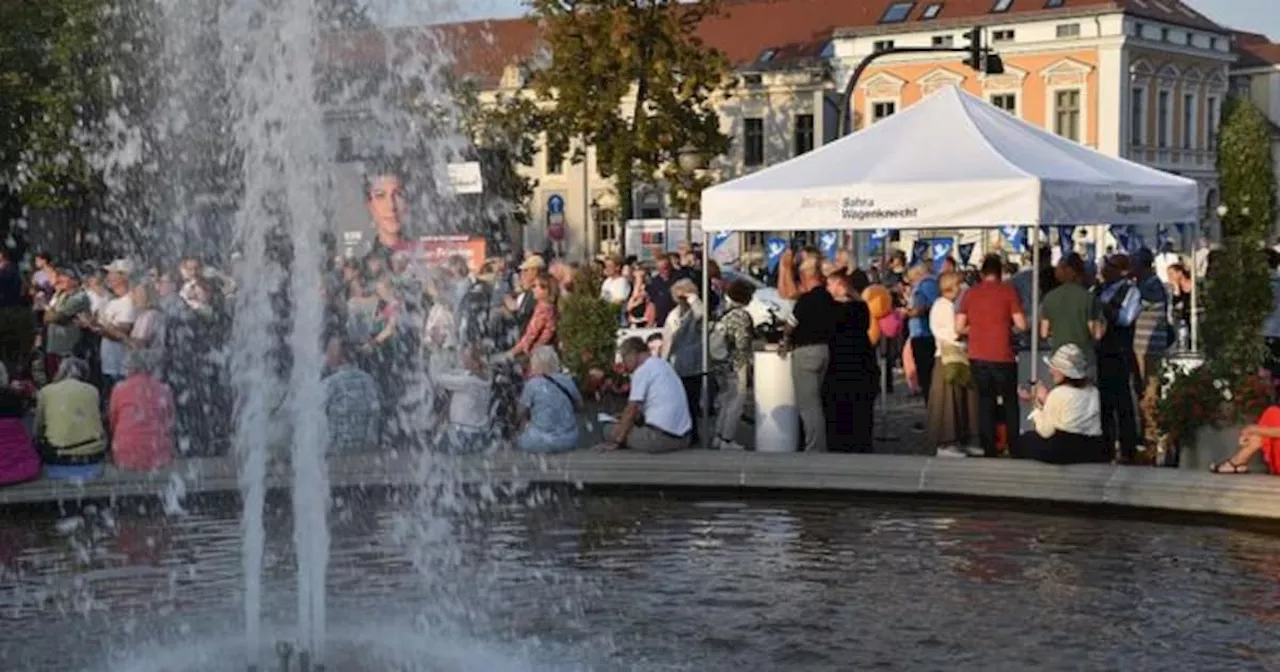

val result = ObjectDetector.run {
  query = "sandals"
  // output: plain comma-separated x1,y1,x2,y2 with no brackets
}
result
1209,460,1251,475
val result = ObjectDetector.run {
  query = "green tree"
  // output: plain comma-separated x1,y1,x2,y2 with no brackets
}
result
453,79,543,209
1202,97,1276,381
523,0,734,251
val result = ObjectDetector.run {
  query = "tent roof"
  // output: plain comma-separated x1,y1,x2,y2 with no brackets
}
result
701,85,1200,232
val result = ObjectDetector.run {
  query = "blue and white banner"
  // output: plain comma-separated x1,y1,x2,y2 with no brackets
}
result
766,237,788,274
958,242,976,265
1058,225,1075,252
1174,222,1186,245
1156,224,1169,250
929,238,954,273
911,239,929,265
1109,225,1131,254
869,228,890,254
1000,225,1025,253
818,230,839,262
710,230,739,265
1039,226,1051,245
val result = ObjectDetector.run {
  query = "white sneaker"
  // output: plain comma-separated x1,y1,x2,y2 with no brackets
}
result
936,445,968,458
717,437,747,451
963,446,986,457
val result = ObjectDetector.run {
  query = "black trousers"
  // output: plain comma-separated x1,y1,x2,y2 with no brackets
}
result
971,361,1020,457
1012,431,1109,465
1097,351,1138,463
910,336,936,403
681,375,703,443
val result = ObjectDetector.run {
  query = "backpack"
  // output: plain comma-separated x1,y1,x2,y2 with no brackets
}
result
709,308,742,363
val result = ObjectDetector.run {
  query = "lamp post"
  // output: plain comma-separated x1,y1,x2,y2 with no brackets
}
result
676,144,707,245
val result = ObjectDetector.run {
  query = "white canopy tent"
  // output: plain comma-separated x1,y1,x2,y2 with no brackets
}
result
701,85,1199,232
694,85,1202,450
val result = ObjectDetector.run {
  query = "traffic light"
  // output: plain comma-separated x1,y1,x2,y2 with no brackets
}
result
963,27,983,71
962,27,1006,75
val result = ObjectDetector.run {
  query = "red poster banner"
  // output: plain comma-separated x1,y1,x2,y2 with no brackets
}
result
416,235,487,273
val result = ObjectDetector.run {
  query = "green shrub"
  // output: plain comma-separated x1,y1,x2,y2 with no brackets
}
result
558,288,619,391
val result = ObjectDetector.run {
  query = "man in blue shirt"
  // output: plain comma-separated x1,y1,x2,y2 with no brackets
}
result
905,264,940,403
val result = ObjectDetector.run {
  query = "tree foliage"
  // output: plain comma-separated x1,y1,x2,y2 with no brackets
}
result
452,79,543,209
1203,96,1276,382
523,0,734,243
1216,97,1277,240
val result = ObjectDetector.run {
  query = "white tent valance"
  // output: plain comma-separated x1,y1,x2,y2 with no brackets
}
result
701,86,1200,232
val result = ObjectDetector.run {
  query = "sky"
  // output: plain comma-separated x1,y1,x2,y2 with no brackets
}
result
379,0,1280,40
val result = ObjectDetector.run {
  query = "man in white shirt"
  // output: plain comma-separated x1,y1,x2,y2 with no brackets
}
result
603,336,692,453
599,255,631,305
92,260,136,391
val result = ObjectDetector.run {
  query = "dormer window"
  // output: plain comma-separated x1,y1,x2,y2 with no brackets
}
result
1045,0,1064,7
922,3,943,19
759,48,777,63
880,1,915,23
992,0,1013,12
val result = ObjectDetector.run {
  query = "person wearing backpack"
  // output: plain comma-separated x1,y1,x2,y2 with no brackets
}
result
711,279,756,451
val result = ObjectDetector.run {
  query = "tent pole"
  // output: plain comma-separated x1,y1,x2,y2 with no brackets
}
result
701,232,711,450
1190,219,1199,352
1030,226,1040,384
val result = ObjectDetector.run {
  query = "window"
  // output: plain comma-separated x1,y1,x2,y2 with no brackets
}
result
793,114,815,156
992,0,1013,12
872,101,897,122
1182,92,1196,150
1053,89,1081,141
1210,37,1220,50
1056,23,1080,38
743,73,763,86
546,142,564,174
744,117,764,167
1207,95,1220,148
991,93,1017,113
1130,86,1146,146
874,40,896,52
880,1,915,23
992,29,1015,43
1157,89,1170,148
758,48,777,63
1045,0,1065,7
1133,21,1145,37
932,34,954,47
922,3,943,19
1160,27,1169,42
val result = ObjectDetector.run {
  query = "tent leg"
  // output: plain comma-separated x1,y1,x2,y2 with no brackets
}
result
1190,220,1199,353
701,233,712,451
1030,227,1040,384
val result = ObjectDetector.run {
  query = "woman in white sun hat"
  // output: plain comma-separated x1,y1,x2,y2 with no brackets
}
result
1013,343,1106,464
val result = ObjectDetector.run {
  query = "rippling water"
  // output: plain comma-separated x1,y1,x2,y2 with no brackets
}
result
1,492,1278,671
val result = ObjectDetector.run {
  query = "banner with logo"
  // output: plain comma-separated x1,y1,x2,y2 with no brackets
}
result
818,230,839,262
869,228,890,254
710,231,739,265
1058,225,1075,252
766,237,788,274
417,235,487,272
928,238,954,273
1000,225,1025,253
1109,225,1131,254
958,242,975,266
1156,224,1170,250
911,239,929,265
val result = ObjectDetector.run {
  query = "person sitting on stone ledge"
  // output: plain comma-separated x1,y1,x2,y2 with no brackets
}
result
35,357,107,480
1012,344,1107,465
434,344,493,455
321,335,380,454
0,365,39,487
1210,407,1280,475
599,336,692,454
108,350,175,472
516,345,581,454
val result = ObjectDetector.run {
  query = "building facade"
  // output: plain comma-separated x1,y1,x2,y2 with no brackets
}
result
833,0,1235,238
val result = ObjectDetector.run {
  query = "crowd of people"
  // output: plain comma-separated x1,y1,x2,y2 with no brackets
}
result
1,166,1277,484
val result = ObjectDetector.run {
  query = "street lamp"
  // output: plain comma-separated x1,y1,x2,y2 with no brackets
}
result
676,144,706,244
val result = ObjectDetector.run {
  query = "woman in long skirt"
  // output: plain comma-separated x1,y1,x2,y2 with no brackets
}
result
927,271,980,457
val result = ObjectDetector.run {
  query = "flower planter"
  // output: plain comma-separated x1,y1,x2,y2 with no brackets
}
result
1179,424,1268,472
